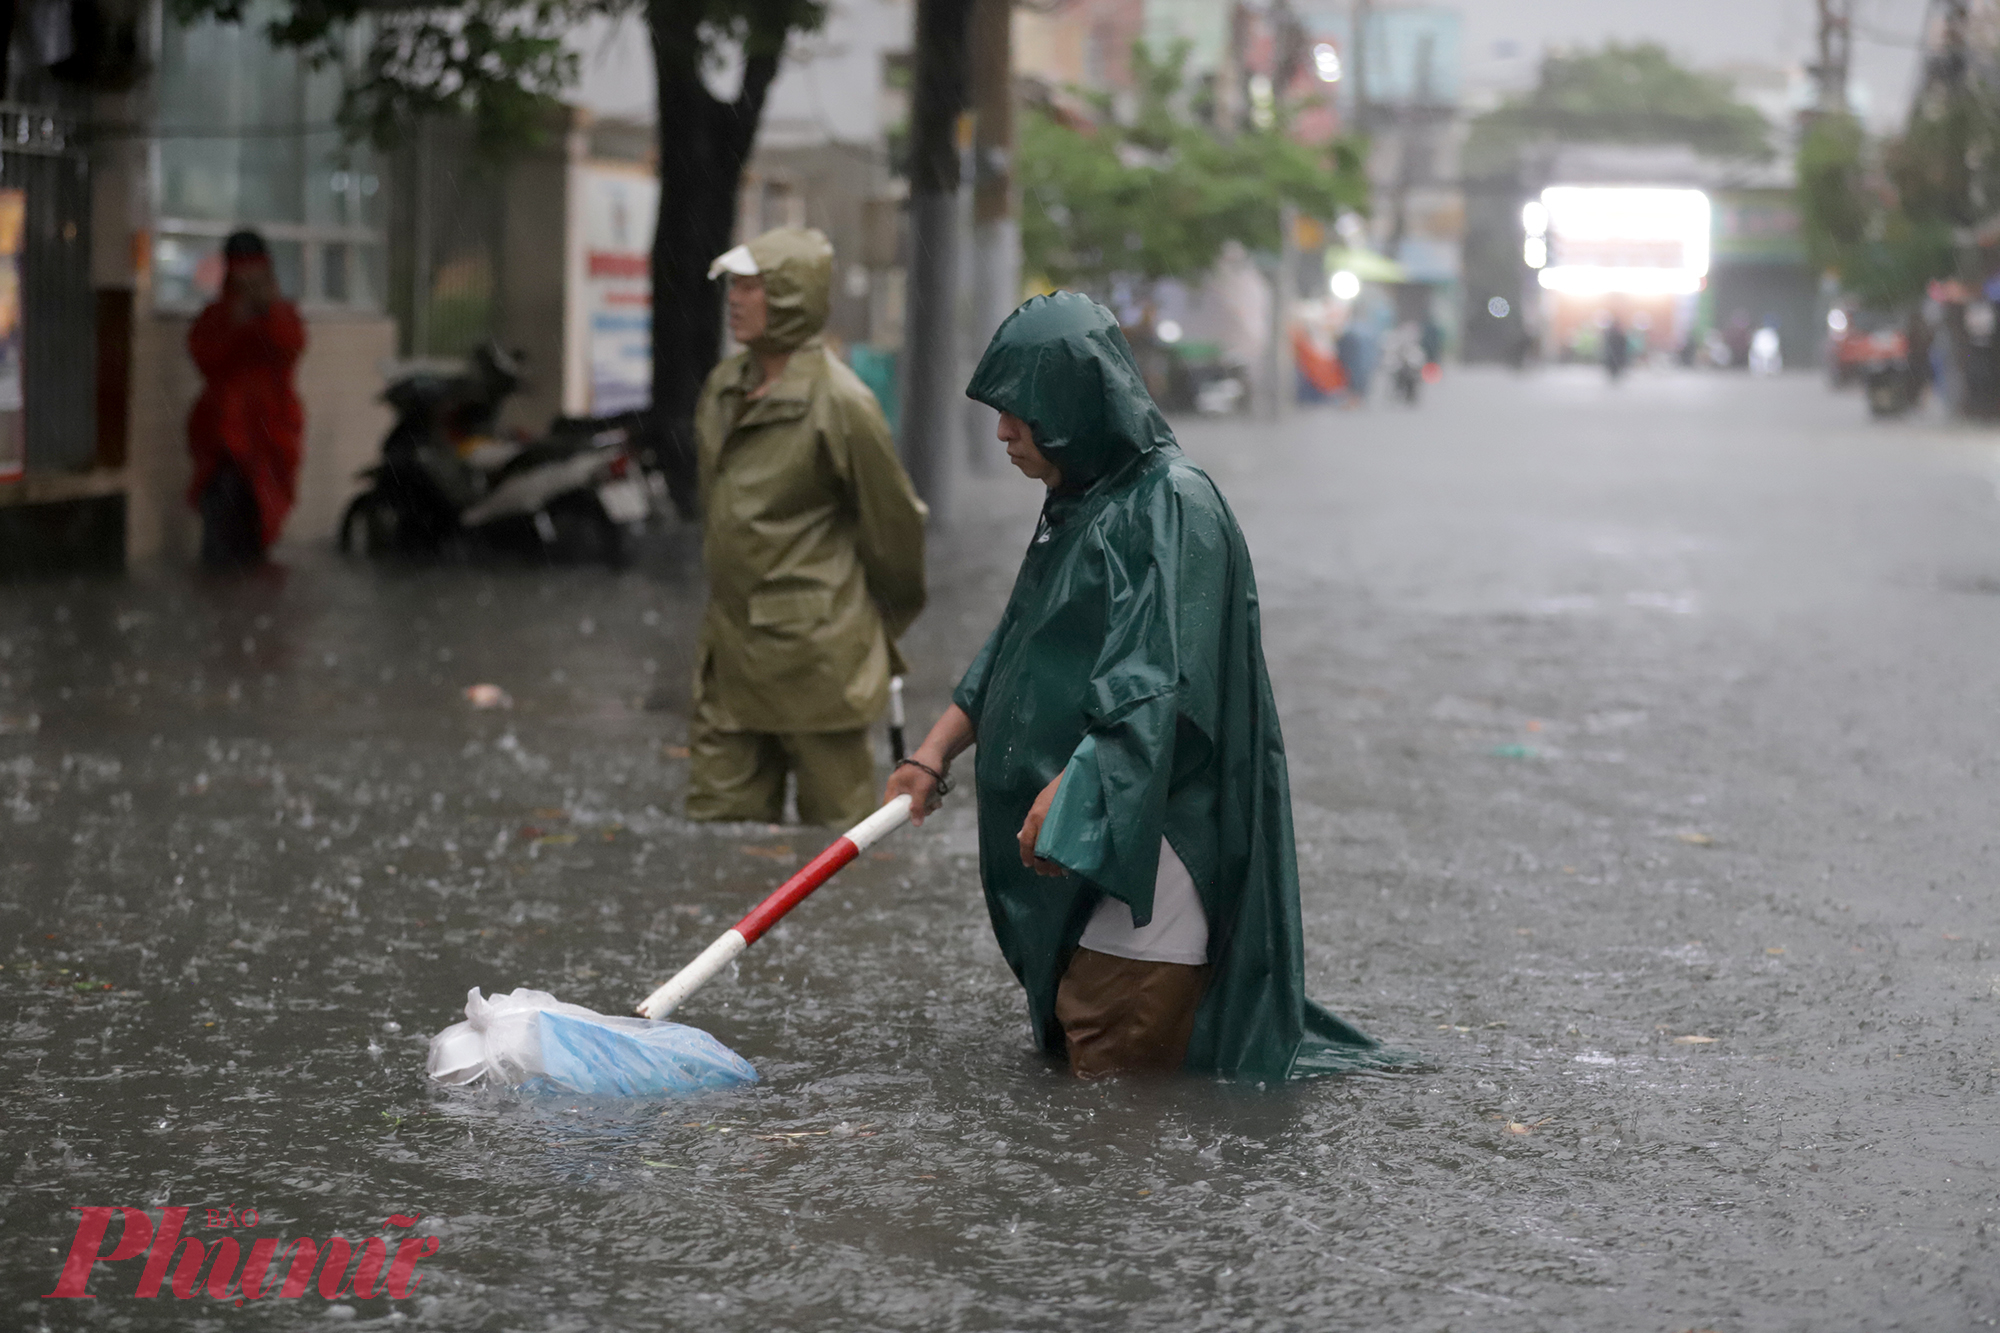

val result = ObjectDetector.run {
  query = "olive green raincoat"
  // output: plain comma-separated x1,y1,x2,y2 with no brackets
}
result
694,229,928,734
954,292,1379,1080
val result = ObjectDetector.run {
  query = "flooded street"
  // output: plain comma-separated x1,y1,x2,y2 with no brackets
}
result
5,367,1999,1331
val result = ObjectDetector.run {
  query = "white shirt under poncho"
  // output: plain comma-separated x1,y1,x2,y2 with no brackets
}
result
1077,837,1210,965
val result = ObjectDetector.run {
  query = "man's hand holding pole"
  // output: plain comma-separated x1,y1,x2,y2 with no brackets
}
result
883,703,977,826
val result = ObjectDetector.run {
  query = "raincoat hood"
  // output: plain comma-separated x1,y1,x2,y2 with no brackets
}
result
965,292,1176,487
740,227,833,354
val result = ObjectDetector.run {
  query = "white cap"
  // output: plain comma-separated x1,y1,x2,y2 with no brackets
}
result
706,244,759,280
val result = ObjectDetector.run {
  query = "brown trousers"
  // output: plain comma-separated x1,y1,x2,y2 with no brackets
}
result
1054,947,1211,1079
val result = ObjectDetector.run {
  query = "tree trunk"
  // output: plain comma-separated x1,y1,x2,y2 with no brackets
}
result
0,0,15,100
645,9,780,518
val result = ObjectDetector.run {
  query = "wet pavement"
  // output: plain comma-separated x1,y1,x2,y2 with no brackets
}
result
4,365,1998,1331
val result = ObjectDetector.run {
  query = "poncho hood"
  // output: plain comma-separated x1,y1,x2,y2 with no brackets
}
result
965,292,1176,487
742,227,833,354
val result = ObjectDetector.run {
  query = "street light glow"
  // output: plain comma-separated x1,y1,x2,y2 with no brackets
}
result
1521,201,1549,237
1533,185,1709,297
1330,270,1361,300
1313,43,1342,82
1536,265,1703,296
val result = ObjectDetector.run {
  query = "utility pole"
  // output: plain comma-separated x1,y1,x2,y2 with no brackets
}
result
1271,0,1308,90
965,0,1015,472
1387,32,1433,257
1809,0,1852,115
901,0,974,521
411,118,434,355
1268,204,1296,421
1216,2,1247,134
1349,0,1370,135
1911,0,1977,413
1937,0,1969,100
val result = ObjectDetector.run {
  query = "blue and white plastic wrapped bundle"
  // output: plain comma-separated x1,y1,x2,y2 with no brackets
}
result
427,987,757,1097
429,799,913,1097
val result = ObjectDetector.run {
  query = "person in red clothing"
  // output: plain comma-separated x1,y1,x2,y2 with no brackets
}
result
186,230,306,566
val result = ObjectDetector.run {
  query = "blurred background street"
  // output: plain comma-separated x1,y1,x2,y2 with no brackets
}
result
8,0,2000,1322
4,366,1997,1329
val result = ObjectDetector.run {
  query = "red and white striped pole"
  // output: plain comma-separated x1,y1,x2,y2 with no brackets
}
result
634,795,914,1021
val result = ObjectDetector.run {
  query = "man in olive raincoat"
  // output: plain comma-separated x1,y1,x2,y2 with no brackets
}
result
689,228,928,825
886,293,1377,1080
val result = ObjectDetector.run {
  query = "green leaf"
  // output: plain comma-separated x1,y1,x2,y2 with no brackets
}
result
1464,42,1773,170
169,0,828,154
1020,41,1369,289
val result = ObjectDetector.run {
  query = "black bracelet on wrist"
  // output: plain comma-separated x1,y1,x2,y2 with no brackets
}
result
894,757,952,796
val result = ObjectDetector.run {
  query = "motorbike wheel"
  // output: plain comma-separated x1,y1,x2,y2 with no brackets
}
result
1865,375,1910,419
545,494,628,568
338,492,398,557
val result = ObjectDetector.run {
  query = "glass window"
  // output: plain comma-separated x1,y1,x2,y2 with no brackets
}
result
151,6,384,313
322,243,349,303
356,242,384,312
269,240,306,305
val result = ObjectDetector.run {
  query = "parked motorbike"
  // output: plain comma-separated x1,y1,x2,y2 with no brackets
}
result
1384,324,1426,404
1863,358,1919,418
1393,359,1421,403
1853,327,1918,419
338,344,652,565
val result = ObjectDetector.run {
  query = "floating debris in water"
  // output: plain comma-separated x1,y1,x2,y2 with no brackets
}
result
464,684,512,710
428,988,757,1096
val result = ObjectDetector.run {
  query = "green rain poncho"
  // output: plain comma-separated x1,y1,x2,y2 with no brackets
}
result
954,293,1380,1080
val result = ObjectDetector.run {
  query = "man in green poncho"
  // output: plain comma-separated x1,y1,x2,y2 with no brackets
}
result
690,228,928,825
885,292,1377,1080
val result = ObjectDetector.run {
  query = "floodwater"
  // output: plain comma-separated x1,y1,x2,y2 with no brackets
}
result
4,369,1998,1331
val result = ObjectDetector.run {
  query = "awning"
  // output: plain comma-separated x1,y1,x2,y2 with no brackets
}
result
1324,246,1409,283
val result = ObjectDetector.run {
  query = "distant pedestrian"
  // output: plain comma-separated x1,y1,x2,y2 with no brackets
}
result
688,227,928,825
1748,319,1783,376
1510,320,1540,370
885,293,1379,1080
186,231,306,566
1603,313,1630,381
1723,310,1753,367
1335,325,1374,401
